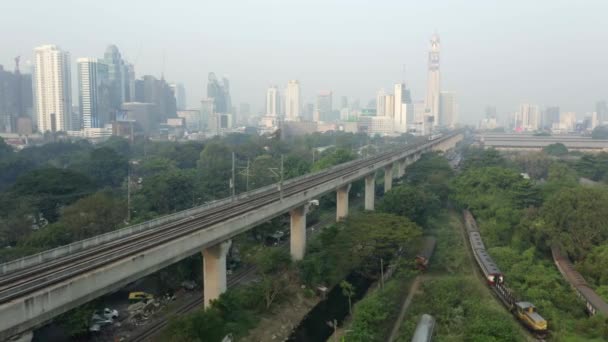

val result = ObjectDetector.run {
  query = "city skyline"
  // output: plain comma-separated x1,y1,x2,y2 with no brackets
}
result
2,1,607,124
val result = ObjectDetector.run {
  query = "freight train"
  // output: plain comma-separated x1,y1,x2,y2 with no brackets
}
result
552,245,608,316
463,210,548,336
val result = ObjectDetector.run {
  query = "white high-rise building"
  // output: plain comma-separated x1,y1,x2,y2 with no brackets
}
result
285,80,300,121
424,34,441,127
514,104,541,132
266,86,280,117
384,94,395,118
34,45,73,132
376,89,386,116
394,83,404,119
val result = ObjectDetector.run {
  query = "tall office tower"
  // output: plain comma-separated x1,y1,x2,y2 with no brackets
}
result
596,101,608,125
0,60,33,133
384,94,395,117
77,58,112,129
543,106,560,130
424,33,441,126
285,80,301,120
170,83,186,110
376,89,386,116
316,91,333,122
514,104,540,132
207,72,230,113
102,45,129,114
125,64,136,102
238,103,251,125
34,45,73,132
439,91,456,127
266,86,280,117
201,98,215,133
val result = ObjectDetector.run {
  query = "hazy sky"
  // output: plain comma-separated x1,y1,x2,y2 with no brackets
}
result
2,0,607,123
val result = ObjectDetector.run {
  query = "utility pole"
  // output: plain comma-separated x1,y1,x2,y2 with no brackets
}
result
237,158,251,192
127,162,131,223
231,152,236,201
279,154,284,201
380,258,385,289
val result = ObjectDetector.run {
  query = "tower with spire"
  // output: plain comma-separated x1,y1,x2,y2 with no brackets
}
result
424,33,441,127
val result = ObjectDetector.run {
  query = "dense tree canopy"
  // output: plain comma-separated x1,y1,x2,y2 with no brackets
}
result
543,143,568,156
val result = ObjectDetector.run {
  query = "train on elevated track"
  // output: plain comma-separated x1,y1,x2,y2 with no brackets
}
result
463,210,548,337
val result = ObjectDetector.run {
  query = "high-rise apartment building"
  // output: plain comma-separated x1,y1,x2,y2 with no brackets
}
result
285,80,300,121
266,86,280,117
384,94,395,117
77,58,112,129
543,106,560,130
207,73,230,114
376,89,386,116
34,45,73,132
316,91,333,122
424,33,441,126
514,104,540,132
439,91,457,127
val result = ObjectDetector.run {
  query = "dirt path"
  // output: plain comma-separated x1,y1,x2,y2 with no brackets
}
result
386,276,422,342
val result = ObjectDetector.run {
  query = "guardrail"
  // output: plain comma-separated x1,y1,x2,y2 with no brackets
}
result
0,132,460,275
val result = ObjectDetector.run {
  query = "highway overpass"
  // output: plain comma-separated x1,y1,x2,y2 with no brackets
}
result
476,133,608,152
0,132,463,340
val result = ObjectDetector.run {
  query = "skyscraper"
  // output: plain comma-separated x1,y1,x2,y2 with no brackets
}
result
439,91,457,127
514,104,540,132
316,91,333,122
207,72,230,114
596,101,608,125
285,80,300,121
424,33,441,126
543,106,560,130
34,45,73,132
0,60,33,133
376,89,386,116
266,86,280,117
170,83,186,111
77,58,111,129
102,46,129,113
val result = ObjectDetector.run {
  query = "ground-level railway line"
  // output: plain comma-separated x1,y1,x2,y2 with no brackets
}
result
0,137,434,306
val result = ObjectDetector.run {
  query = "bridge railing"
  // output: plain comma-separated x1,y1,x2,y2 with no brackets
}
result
0,132,460,275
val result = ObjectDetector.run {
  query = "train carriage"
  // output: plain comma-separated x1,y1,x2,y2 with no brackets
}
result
473,248,504,285
552,246,608,316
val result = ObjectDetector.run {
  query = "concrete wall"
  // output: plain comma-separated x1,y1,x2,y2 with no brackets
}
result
0,132,463,340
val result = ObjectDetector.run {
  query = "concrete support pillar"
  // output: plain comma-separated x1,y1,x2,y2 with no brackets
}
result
397,159,407,178
336,184,351,221
365,173,375,211
290,205,307,260
384,164,393,192
202,240,232,308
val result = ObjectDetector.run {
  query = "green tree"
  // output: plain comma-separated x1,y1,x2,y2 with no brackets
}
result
311,148,356,172
76,147,128,187
378,184,440,226
138,156,177,178
198,142,232,197
0,137,13,159
134,169,199,215
340,280,356,315
543,143,568,156
540,187,608,259
9,168,96,222
249,155,280,189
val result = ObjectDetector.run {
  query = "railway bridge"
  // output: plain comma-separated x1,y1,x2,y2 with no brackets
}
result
0,131,463,340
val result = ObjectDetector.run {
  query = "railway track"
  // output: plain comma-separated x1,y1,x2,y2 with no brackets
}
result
0,136,439,306
127,213,336,342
